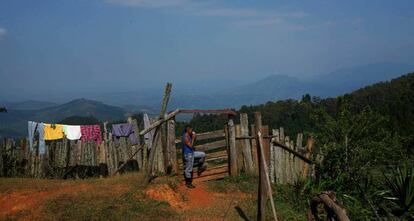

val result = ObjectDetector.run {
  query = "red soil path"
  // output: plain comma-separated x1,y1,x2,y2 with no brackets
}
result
0,184,91,220
145,180,248,213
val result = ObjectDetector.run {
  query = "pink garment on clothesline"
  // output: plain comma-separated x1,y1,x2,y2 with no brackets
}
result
80,125,102,145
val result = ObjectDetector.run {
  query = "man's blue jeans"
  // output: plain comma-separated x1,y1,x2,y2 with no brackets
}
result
184,151,206,179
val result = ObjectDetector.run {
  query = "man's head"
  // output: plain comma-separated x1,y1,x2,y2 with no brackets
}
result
184,125,192,135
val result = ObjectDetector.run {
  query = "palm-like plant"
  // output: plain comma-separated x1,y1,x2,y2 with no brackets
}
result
382,166,414,219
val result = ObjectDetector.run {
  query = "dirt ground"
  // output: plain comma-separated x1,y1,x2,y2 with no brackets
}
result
145,180,250,218
0,183,91,221
0,175,255,221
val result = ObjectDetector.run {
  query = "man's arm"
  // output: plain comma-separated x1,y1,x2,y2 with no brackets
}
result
184,135,193,148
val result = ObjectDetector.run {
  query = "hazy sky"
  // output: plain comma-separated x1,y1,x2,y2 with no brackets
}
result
1,0,414,101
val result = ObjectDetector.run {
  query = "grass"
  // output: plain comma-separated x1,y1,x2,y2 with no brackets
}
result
43,190,174,221
207,174,258,193
1,172,310,221
0,173,178,221
207,174,307,220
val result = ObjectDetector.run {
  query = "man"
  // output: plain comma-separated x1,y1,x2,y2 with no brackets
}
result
182,125,207,188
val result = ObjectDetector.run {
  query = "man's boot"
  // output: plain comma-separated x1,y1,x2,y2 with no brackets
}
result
198,163,208,176
185,177,195,189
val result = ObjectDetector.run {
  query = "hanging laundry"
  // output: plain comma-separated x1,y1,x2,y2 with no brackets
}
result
28,121,37,150
63,125,81,140
27,121,45,154
80,125,102,145
44,124,64,140
38,123,45,154
112,123,138,145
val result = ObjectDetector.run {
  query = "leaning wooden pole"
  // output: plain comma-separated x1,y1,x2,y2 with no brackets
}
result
139,109,180,136
254,112,267,221
258,130,278,221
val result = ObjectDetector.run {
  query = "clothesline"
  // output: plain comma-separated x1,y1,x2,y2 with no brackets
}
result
27,121,139,154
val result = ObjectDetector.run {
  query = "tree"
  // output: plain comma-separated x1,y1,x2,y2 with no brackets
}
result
312,100,406,192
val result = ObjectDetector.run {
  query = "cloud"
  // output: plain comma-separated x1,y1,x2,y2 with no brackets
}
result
231,17,283,27
0,27,7,39
191,6,311,29
105,0,315,29
194,8,260,17
286,11,308,19
106,0,187,7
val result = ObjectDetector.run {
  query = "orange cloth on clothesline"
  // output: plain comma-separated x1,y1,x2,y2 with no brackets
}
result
43,124,64,140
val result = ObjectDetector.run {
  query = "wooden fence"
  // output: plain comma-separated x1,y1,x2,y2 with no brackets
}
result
233,113,315,184
0,117,143,178
0,112,315,184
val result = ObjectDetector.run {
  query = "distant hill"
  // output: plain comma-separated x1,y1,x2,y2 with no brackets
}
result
309,62,414,96
31,98,126,122
0,99,127,138
0,100,58,110
166,62,414,109
211,75,321,107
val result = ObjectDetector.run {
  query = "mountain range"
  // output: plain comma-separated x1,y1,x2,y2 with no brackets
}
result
0,99,126,138
0,62,413,138
169,62,414,108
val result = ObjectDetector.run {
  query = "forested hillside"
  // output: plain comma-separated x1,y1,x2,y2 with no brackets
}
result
187,72,414,219
231,72,414,142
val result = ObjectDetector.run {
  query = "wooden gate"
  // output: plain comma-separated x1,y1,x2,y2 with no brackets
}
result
177,128,230,182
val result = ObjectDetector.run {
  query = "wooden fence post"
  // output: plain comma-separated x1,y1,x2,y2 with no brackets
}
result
274,129,282,184
254,112,267,221
103,122,112,174
303,137,314,178
129,117,142,169
285,136,292,184
167,118,178,174
109,134,117,173
290,139,296,183
279,127,286,184
270,129,276,183
228,115,238,176
295,133,303,179
235,124,244,174
240,113,254,175
143,113,152,171
155,127,164,173
262,126,270,169
0,139,3,177
251,124,259,175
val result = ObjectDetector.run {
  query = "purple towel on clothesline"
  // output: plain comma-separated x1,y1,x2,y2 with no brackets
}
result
112,123,138,146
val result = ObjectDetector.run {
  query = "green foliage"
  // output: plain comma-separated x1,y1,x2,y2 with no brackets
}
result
312,102,406,192
381,166,414,219
191,72,414,220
